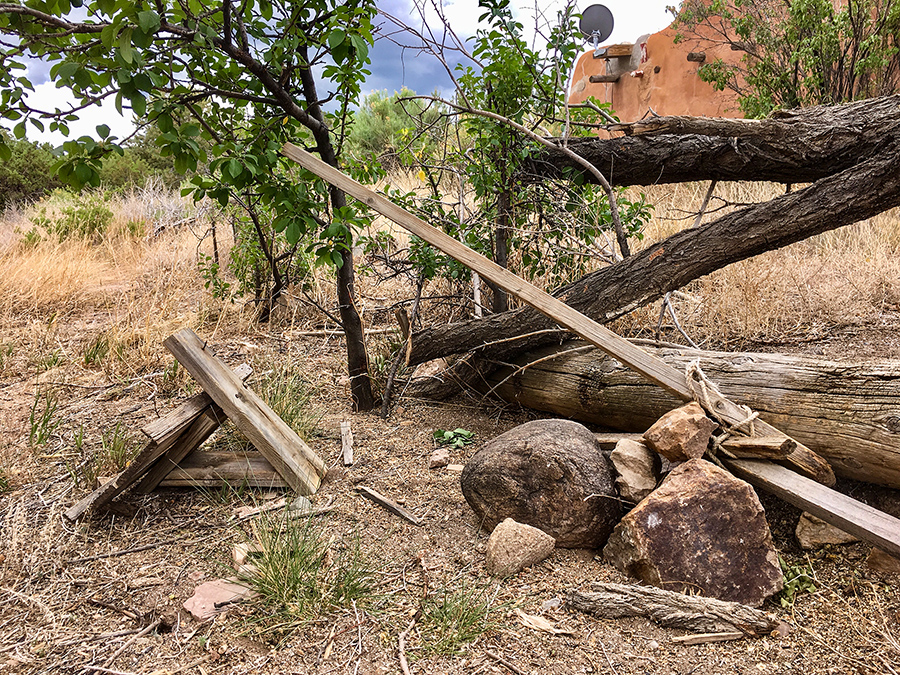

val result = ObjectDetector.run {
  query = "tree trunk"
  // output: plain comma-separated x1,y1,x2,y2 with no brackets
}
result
408,137,900,367
484,341,900,489
526,95,900,187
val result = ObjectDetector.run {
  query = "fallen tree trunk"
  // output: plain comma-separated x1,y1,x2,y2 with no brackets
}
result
485,342,900,489
525,95,900,186
408,142,900,367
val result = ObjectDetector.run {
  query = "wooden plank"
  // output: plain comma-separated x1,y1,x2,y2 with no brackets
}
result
340,420,354,466
141,364,252,446
355,486,422,526
157,451,288,488
722,459,900,558
720,436,795,459
589,74,621,83
596,43,634,58
164,328,326,494
281,143,834,487
133,408,224,493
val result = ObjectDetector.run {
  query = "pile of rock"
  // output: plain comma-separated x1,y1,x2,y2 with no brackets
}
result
460,407,797,606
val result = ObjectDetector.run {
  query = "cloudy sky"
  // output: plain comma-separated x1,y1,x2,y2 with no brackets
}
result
15,0,674,145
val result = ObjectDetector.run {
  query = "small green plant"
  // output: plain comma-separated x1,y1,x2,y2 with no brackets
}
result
0,342,13,370
255,363,320,441
778,555,817,607
33,348,62,372
28,389,60,447
242,514,377,638
433,428,475,449
198,253,232,301
418,583,502,656
0,468,10,494
100,421,137,471
83,334,110,368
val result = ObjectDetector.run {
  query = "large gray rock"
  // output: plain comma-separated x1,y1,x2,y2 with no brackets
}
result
461,419,621,548
603,459,783,607
485,518,556,577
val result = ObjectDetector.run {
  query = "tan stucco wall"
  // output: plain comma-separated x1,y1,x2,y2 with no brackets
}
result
569,23,744,122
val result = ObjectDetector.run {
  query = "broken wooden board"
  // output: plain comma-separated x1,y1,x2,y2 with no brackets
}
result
157,450,288,488
281,142,833,487
164,328,326,495
722,459,900,558
355,486,422,526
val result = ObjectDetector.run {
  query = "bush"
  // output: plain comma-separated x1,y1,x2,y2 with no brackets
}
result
0,133,63,208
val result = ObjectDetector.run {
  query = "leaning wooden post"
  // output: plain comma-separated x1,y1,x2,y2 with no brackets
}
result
281,142,900,559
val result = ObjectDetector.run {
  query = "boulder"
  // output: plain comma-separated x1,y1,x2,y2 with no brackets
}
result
461,419,621,548
643,402,717,461
603,459,783,607
485,518,557,576
610,438,659,504
795,512,860,549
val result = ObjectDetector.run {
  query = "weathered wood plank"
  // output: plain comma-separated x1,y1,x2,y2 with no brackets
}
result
157,451,288,488
281,142,834,486
355,486,422,526
164,328,326,494
133,408,224,493
722,459,900,558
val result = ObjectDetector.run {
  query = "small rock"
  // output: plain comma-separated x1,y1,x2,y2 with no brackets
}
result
485,518,556,577
795,512,860,549
429,447,451,469
183,578,257,621
603,459,783,607
867,547,900,574
610,438,659,504
541,597,562,612
232,542,262,567
643,402,717,461
446,464,465,472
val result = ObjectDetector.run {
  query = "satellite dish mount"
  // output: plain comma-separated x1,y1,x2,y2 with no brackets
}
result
579,4,615,58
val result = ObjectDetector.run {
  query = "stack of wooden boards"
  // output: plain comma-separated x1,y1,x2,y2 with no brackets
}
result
64,328,327,521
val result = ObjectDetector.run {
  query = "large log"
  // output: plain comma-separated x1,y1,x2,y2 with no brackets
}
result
485,342,900,489
524,96,900,186
407,140,900,367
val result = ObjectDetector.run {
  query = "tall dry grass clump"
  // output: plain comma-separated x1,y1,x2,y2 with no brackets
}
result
619,181,900,347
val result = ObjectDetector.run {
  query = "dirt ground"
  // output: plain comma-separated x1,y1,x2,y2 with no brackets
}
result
2,304,899,675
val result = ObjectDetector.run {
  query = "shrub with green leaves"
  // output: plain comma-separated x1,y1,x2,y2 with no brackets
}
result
0,132,62,208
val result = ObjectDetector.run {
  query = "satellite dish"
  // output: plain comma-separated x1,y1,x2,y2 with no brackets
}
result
580,4,614,45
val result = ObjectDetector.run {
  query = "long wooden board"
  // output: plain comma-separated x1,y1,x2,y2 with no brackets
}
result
164,328,326,494
723,459,900,558
157,451,288,488
280,142,833,486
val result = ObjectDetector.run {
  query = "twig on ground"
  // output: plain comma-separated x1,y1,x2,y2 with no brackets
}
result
398,616,417,675
67,538,183,564
485,649,528,675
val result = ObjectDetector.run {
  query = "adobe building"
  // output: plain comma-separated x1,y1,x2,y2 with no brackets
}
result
569,15,744,122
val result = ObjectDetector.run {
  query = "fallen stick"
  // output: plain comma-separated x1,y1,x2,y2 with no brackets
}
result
355,486,422,526
566,583,781,635
341,420,354,466
671,632,745,645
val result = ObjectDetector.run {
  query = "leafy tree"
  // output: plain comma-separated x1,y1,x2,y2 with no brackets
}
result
98,125,182,189
0,132,62,207
674,0,900,117
0,0,378,410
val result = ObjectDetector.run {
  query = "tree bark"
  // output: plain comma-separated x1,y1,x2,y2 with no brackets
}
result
408,136,900,367
525,95,900,187
484,341,900,489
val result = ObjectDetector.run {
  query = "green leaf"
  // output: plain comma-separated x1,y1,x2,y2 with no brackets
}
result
0,142,10,162
137,10,160,35
118,27,134,64
131,92,146,117
96,124,110,139
327,29,346,51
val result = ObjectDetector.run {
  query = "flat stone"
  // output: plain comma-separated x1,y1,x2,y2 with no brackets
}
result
795,512,860,549
610,438,659,504
643,402,717,461
485,518,556,576
867,547,900,574
429,447,451,469
183,577,256,621
603,459,783,607
461,419,621,548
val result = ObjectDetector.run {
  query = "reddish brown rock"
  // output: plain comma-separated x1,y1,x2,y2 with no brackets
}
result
603,459,783,607
183,577,256,621
643,403,717,461
461,419,621,548
485,518,557,577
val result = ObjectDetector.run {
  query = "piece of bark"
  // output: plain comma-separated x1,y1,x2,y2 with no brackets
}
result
355,486,422,526
340,420,354,466
567,582,781,635
488,342,900,489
